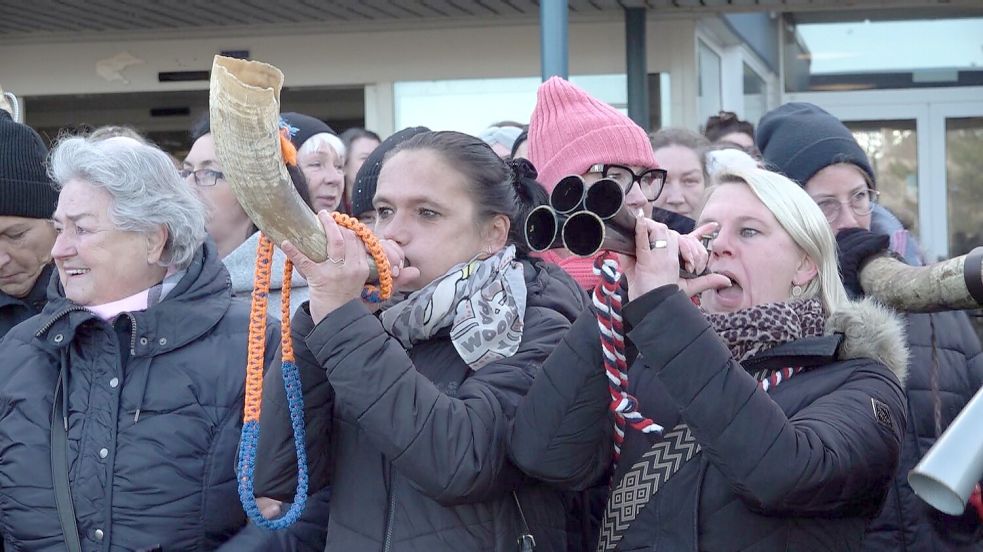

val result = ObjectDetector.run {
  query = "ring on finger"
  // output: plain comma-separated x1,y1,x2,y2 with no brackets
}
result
327,255,346,266
651,239,669,249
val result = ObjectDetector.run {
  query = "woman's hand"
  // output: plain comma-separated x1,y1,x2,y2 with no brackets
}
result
378,238,420,292
255,497,283,520
622,218,730,301
282,210,372,324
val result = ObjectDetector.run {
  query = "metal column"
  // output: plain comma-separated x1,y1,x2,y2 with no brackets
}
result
540,0,569,81
625,7,649,130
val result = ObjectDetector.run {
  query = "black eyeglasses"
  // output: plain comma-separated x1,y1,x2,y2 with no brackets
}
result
588,164,667,201
813,189,879,223
179,168,225,187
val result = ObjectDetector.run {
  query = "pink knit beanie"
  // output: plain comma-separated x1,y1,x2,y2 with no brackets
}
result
528,77,659,192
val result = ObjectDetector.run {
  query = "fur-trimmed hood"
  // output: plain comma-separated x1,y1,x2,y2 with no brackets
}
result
827,297,909,384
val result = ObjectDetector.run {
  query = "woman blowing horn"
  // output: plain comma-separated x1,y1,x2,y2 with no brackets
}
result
253,131,589,550
510,166,909,551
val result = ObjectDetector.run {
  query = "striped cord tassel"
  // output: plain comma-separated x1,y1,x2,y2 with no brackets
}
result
592,255,663,475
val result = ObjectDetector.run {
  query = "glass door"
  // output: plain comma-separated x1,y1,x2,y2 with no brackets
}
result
933,104,983,341
842,119,920,236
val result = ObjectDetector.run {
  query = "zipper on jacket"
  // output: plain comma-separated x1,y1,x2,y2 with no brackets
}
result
383,464,397,552
124,312,138,356
34,305,89,338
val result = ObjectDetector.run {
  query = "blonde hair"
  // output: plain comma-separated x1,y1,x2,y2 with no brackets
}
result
701,167,849,314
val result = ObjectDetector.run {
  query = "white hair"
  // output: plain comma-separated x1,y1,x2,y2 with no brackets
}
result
705,148,757,185
702,167,849,314
48,135,207,270
298,132,346,161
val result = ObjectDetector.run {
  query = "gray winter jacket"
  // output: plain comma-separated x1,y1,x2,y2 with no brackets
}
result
253,260,589,551
224,231,310,319
864,207,983,551
0,242,277,551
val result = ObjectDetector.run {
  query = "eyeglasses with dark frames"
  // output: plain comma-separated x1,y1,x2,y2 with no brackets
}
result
179,168,225,187
588,163,667,202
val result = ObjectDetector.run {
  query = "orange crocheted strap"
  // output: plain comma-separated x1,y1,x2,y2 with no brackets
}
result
279,130,298,167
244,234,275,423
331,212,394,301
280,258,295,363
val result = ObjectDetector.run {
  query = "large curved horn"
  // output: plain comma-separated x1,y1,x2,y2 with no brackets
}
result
209,55,327,263
859,247,983,313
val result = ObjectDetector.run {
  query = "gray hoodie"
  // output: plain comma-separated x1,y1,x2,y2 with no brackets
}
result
223,232,310,320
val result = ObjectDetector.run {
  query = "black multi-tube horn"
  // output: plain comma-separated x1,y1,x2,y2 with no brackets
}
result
525,175,983,311
526,175,660,258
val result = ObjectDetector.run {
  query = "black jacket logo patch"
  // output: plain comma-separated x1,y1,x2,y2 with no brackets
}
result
871,397,893,431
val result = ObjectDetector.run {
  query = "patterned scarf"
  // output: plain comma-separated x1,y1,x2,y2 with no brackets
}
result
380,245,527,370
703,297,827,364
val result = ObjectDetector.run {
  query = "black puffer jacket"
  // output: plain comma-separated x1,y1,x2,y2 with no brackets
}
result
0,242,277,551
863,309,983,551
511,287,909,551
254,260,588,551
848,209,983,551
0,263,53,338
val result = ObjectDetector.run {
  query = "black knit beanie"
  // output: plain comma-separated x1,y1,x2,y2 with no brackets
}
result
351,126,430,218
0,110,58,219
280,112,336,151
756,102,875,188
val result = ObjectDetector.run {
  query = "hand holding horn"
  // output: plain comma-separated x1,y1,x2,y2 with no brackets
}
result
620,218,732,301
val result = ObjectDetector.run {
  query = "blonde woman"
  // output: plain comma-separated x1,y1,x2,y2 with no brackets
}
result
511,167,907,551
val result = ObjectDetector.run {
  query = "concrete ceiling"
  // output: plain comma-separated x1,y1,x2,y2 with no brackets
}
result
1,0,979,37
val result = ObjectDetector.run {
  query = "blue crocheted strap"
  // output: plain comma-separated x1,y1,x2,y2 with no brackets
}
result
360,286,384,304
236,360,310,530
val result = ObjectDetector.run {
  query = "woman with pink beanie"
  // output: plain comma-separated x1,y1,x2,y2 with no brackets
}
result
528,77,668,290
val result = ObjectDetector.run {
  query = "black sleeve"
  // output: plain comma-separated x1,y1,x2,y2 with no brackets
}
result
254,303,335,500
508,306,613,490
627,290,907,515
215,487,331,551
305,299,572,505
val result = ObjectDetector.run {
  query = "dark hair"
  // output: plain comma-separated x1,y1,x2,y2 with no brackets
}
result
340,127,381,150
190,113,211,141
509,127,529,159
387,130,547,259
490,120,525,130
703,111,754,143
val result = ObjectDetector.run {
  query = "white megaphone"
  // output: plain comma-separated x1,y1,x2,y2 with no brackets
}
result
908,385,983,515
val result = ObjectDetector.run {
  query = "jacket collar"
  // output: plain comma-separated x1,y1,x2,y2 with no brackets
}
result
0,263,53,312
34,241,233,356
743,334,843,372
745,297,909,384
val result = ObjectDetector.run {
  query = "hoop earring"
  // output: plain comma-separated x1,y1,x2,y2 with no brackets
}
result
791,284,803,298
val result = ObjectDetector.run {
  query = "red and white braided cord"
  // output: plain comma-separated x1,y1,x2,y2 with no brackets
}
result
592,255,662,471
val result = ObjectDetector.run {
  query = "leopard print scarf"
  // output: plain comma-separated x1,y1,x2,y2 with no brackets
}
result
703,298,826,364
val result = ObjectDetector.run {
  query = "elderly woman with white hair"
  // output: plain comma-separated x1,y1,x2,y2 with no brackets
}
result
510,166,909,551
0,135,281,551
281,112,347,214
